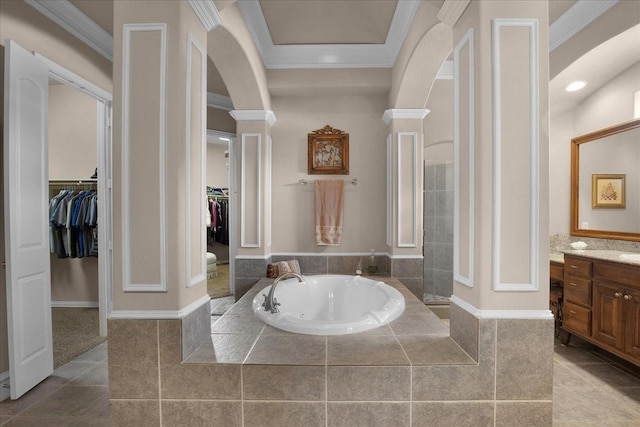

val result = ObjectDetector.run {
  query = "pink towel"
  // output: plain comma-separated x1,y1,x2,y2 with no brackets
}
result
315,180,344,245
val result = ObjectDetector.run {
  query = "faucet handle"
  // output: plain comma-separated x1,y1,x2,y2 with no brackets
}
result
272,297,281,313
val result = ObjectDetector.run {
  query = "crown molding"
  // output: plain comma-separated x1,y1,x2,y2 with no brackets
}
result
382,109,430,125
437,0,471,28
237,0,420,69
26,0,113,61
207,92,234,110
187,0,222,32
230,110,277,126
550,0,618,51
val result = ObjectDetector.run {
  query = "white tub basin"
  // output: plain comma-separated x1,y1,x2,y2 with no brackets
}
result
252,275,405,335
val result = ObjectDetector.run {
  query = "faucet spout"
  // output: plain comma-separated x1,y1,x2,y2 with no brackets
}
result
262,272,305,313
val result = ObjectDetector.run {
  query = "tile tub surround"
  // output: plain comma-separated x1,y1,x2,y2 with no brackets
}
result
234,255,424,301
108,278,555,426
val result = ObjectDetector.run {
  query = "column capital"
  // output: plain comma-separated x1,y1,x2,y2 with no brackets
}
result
382,108,430,125
187,0,222,31
230,110,277,126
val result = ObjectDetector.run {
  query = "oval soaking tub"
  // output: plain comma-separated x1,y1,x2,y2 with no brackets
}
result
252,275,405,335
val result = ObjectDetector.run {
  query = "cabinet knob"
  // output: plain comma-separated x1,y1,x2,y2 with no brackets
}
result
570,265,579,269
624,294,633,301
570,282,578,287
615,292,623,298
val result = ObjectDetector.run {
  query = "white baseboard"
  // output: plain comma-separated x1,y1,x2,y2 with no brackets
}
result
51,301,99,308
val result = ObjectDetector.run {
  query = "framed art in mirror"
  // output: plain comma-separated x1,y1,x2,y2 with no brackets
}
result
570,117,640,242
308,125,349,175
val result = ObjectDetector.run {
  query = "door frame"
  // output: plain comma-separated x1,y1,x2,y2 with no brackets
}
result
35,53,113,336
206,129,236,295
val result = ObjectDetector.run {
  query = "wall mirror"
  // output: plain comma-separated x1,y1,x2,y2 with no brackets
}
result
570,118,640,241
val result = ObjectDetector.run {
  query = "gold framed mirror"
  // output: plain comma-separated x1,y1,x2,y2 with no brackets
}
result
570,118,640,242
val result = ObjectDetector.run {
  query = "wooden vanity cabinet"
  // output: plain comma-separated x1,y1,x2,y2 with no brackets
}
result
563,256,592,337
563,254,640,366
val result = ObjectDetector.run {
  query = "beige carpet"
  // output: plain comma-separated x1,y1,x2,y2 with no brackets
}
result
52,307,106,368
208,263,231,299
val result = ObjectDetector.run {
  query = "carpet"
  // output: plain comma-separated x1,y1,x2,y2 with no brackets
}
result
52,307,106,368
208,263,231,299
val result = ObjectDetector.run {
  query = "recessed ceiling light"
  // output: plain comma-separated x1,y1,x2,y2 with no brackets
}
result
566,81,587,92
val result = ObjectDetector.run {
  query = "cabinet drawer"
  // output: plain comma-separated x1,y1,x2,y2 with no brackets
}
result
593,261,640,288
563,302,591,336
564,276,591,307
564,256,592,278
550,262,564,283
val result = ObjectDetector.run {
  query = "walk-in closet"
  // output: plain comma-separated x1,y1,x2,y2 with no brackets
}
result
47,80,106,368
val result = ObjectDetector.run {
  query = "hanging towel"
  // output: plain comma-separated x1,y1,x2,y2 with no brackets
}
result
315,180,344,245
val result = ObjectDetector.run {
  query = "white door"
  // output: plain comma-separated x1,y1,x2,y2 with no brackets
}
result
3,40,53,399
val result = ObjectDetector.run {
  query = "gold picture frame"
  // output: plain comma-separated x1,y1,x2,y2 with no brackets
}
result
592,174,626,208
308,125,349,175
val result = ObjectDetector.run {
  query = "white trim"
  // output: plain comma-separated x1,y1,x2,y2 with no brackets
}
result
25,0,113,61
34,54,112,101
386,134,392,247
186,33,207,288
51,301,99,308
397,132,418,248
108,295,211,320
453,28,475,289
234,254,271,260
265,136,272,247
122,23,168,292
387,254,424,260
207,129,235,146
491,19,540,292
450,296,554,320
382,109,430,126
187,0,222,32
229,110,277,127
437,0,471,28
236,0,420,69
437,60,454,80
240,133,262,248
207,92,234,111
549,0,619,51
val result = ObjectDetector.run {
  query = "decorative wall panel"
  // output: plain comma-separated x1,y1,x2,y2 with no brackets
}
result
122,23,167,292
491,19,540,291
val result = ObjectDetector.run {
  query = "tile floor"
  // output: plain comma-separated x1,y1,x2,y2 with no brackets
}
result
0,341,109,426
1,321,640,426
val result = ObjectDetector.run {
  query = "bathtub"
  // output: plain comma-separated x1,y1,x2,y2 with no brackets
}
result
252,275,405,335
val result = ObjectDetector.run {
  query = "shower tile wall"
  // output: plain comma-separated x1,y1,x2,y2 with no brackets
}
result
424,162,453,303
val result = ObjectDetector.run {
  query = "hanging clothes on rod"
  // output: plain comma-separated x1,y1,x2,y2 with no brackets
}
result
49,181,98,258
207,195,229,246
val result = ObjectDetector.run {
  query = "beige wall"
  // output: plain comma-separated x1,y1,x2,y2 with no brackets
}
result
270,92,388,254
49,84,98,180
424,79,454,162
207,143,229,189
549,62,640,235
0,0,112,94
207,107,236,133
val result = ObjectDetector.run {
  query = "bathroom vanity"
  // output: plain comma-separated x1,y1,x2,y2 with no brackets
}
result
561,251,640,366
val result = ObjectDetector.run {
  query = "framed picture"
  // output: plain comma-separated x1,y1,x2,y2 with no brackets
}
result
592,174,626,208
308,125,349,175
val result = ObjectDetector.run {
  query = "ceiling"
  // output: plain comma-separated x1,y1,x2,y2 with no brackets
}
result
30,0,639,112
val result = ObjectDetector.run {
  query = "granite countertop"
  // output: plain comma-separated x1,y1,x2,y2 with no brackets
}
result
561,249,640,266
549,253,564,264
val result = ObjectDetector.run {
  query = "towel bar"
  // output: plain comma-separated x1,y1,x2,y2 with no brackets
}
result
299,178,358,186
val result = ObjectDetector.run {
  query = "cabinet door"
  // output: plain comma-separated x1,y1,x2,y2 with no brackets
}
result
592,281,624,350
624,287,640,360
